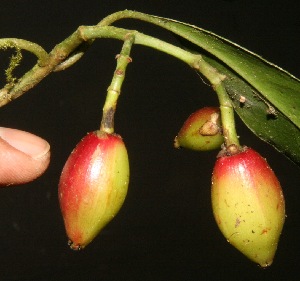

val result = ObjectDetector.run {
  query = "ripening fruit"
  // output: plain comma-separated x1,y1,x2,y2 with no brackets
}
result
211,147,285,267
174,107,223,151
58,130,129,250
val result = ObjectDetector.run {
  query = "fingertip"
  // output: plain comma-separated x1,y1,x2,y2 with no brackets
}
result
0,128,51,186
0,127,50,159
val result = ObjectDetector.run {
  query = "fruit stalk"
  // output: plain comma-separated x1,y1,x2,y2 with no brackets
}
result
100,33,135,134
214,82,241,153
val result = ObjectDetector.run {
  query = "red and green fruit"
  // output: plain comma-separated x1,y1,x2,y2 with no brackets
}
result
58,130,129,250
174,107,223,151
211,147,285,267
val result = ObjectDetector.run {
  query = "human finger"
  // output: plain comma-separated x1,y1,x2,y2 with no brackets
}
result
0,127,50,186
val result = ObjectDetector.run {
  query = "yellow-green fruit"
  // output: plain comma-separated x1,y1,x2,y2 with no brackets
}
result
174,107,223,151
58,130,129,250
211,147,285,267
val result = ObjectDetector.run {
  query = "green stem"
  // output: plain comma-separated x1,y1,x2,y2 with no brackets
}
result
80,25,227,84
0,10,241,153
0,24,219,107
79,26,198,68
90,10,240,149
100,33,135,134
0,38,48,62
214,82,241,150
0,10,233,140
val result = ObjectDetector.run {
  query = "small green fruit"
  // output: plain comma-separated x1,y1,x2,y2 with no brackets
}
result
58,130,129,250
211,147,285,267
174,107,223,151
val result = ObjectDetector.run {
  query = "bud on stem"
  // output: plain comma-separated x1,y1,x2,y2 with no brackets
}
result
174,107,223,151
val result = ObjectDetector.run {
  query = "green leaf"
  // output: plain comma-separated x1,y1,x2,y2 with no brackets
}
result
137,13,300,165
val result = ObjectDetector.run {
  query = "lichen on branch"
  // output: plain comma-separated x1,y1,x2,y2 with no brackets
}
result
0,41,23,88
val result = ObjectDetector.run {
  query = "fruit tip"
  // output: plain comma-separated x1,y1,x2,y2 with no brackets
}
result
68,239,85,251
173,136,181,149
258,259,273,268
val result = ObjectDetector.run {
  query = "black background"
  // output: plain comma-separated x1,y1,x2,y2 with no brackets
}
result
0,1,299,280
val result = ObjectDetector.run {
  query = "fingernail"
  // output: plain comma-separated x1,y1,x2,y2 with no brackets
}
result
0,127,50,159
